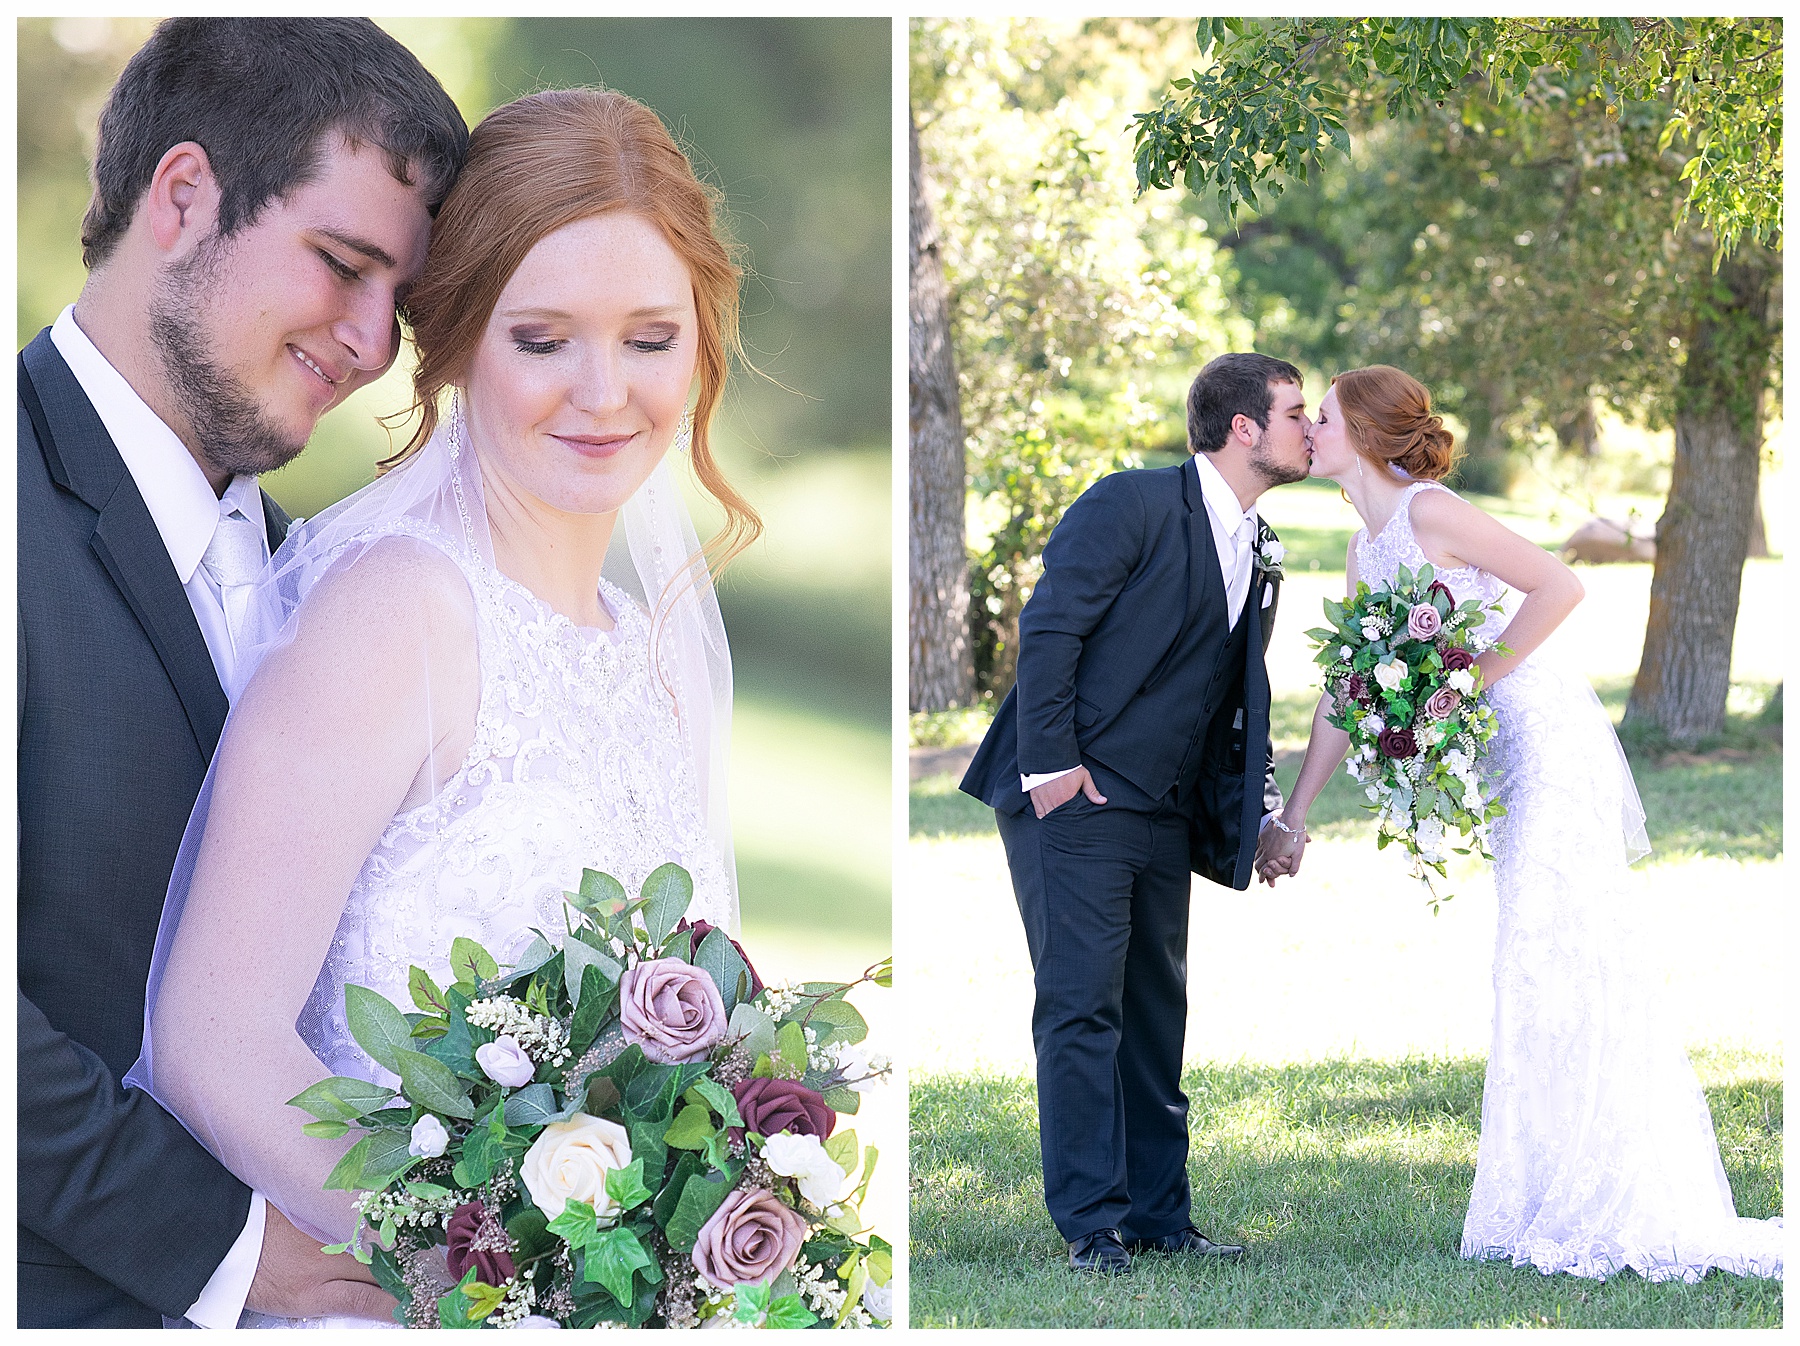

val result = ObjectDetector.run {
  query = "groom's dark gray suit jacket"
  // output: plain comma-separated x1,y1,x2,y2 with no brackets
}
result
18,329,291,1327
961,458,1283,887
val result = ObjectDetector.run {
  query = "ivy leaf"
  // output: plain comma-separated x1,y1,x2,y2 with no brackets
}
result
684,1076,743,1130
733,1283,772,1325
764,1294,820,1330
567,963,615,1051
664,1103,718,1152
344,985,413,1076
586,1226,654,1306
461,1277,510,1322
604,1158,654,1213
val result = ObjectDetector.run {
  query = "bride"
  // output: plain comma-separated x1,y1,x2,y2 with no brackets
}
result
127,88,761,1320
1272,366,1782,1283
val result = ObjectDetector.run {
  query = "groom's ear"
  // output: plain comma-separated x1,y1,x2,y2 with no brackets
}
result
143,141,222,255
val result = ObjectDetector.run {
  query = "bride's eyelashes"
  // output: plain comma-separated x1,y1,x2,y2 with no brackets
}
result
507,331,681,356
513,336,564,356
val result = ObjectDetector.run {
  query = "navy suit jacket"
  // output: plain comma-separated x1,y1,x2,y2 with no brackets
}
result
961,459,1282,889
18,329,290,1327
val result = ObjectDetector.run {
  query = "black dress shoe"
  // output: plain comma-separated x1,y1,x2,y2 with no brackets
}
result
1067,1227,1131,1274
1125,1226,1246,1259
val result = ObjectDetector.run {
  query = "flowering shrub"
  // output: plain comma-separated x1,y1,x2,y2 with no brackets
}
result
1308,562,1510,907
288,863,892,1328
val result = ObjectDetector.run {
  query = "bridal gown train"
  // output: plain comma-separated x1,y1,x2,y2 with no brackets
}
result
1355,480,1782,1283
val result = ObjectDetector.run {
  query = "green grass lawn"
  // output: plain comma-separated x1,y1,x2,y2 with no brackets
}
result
910,1049,1783,1328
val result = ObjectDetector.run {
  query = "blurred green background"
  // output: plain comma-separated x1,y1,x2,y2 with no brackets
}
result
18,17,893,978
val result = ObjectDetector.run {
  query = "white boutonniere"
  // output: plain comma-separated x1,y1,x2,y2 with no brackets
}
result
1255,523,1286,580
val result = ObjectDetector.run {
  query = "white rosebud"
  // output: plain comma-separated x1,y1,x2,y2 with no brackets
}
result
862,1278,893,1322
761,1132,847,1208
1262,540,1286,565
1447,669,1475,695
409,1114,450,1158
1339,645,1354,661
475,1035,537,1088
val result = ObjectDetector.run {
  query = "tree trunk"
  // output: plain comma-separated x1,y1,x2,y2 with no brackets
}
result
1625,248,1776,745
908,114,974,712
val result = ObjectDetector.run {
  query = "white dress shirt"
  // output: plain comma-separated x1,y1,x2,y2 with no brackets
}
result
1020,452,1265,803
50,305,269,1328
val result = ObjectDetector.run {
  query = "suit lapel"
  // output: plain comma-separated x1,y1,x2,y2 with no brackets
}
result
1181,460,1226,629
22,332,229,759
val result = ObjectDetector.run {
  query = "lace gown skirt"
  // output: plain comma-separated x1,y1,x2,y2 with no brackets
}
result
1463,653,1783,1281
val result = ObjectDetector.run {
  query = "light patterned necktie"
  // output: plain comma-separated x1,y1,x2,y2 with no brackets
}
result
200,504,266,658
1227,514,1255,628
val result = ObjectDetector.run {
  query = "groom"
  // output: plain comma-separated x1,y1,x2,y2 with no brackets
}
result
961,352,1312,1272
17,20,467,1327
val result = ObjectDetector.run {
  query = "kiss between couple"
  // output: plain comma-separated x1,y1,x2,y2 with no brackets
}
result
22,19,757,1327
961,352,1783,1283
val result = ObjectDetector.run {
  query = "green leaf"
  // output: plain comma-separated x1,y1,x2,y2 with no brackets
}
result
302,1119,352,1140
574,868,628,918
438,1269,482,1329
461,1277,509,1322
776,1021,809,1076
734,1283,773,1325
684,1076,743,1129
344,984,414,1076
664,1103,717,1151
665,1170,734,1253
640,863,694,945
653,1152,705,1228
764,1294,820,1330
409,965,449,1015
604,1157,654,1213
565,934,623,1009
546,1198,601,1248
567,964,615,1053
586,1226,654,1306
450,937,499,989
803,998,867,1047
502,1081,560,1127
286,1075,400,1122
693,928,748,1015
727,1001,778,1059
323,1128,416,1192
822,1086,862,1115
394,1048,474,1119
823,1127,859,1176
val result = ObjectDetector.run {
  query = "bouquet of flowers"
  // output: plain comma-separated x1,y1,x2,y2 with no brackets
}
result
1307,562,1510,907
288,863,893,1328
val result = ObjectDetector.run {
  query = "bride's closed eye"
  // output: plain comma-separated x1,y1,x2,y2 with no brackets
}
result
513,337,563,356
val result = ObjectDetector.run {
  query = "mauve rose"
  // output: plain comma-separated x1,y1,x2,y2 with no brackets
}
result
1442,646,1476,673
1378,727,1419,759
1424,686,1463,720
446,1202,516,1288
1406,603,1443,640
620,958,728,1064
675,918,764,999
731,1077,835,1144
692,1186,809,1289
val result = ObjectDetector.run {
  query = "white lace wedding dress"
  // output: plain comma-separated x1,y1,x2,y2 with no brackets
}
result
1355,480,1782,1283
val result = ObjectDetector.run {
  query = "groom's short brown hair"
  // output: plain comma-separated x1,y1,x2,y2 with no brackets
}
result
1187,352,1304,455
80,18,469,268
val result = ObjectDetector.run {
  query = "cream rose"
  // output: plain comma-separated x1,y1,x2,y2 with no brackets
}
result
520,1112,633,1222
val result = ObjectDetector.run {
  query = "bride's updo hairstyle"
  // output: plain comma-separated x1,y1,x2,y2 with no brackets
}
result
394,87,760,567
1331,365,1458,481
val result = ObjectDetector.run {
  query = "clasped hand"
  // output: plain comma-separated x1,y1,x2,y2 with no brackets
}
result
1256,814,1308,886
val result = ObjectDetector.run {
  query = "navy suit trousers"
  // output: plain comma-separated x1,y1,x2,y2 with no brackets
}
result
997,763,1195,1242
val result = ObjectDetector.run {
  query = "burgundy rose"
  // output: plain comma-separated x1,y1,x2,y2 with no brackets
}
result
691,1187,808,1289
1427,579,1455,607
1346,672,1370,705
1406,603,1443,641
674,918,764,999
620,958,728,1064
1441,646,1476,673
1378,727,1419,759
730,1076,836,1145
1424,686,1463,721
446,1201,516,1288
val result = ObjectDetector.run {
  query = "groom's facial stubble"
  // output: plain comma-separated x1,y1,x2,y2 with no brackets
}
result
1247,381,1313,491
146,136,433,486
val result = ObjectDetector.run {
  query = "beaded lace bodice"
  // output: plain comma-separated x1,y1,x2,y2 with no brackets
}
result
297,529,732,1084
1351,478,1780,1283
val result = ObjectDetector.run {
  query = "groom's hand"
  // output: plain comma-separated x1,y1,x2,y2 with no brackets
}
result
246,1203,396,1322
1255,818,1308,885
1030,766,1107,819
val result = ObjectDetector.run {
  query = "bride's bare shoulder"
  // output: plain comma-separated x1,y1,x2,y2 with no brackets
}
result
294,533,479,649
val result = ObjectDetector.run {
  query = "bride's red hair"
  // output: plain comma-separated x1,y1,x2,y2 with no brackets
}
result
390,87,760,571
1332,365,1458,481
